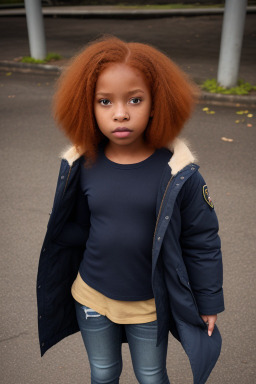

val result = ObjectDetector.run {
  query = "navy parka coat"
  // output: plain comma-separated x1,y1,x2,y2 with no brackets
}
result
37,139,224,384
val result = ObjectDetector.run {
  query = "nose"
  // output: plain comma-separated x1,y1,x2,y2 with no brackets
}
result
113,103,130,121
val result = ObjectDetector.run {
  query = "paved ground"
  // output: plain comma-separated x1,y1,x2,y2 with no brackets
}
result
0,14,256,85
0,68,255,383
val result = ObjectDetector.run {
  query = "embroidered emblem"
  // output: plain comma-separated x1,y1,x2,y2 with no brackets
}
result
203,185,214,209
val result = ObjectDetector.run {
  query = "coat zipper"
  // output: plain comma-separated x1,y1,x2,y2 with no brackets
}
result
153,175,174,246
62,165,72,198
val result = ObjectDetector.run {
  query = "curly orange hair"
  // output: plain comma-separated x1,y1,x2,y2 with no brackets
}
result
54,36,198,161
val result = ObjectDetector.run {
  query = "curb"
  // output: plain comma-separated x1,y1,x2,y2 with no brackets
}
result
0,60,61,75
200,91,256,108
1,60,256,108
0,6,255,18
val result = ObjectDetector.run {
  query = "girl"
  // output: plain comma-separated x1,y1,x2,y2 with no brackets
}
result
37,37,224,384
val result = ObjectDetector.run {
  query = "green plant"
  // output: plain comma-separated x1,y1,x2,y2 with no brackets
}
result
201,78,256,95
21,53,62,64
45,52,62,61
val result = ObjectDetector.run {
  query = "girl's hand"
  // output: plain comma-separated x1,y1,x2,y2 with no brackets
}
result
200,314,217,337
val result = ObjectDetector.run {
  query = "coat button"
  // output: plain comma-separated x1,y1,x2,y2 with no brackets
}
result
176,183,180,186
180,176,184,180
38,285,41,289
42,248,46,253
41,342,44,347
165,216,169,220
39,315,42,319
61,175,64,180
157,237,161,241
191,167,195,171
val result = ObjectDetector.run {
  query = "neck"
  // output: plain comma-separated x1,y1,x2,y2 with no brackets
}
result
104,141,155,164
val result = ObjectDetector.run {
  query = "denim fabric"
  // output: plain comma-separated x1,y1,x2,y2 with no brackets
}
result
75,301,170,384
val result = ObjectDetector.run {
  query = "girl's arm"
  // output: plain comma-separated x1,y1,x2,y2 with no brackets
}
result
179,171,224,318
54,186,90,248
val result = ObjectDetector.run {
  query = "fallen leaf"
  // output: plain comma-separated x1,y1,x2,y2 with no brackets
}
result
221,137,233,142
247,114,253,118
247,124,252,127
6,72,12,76
235,120,240,123
236,110,249,115
203,107,216,114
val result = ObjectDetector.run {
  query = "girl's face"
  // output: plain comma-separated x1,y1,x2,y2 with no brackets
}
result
94,63,152,149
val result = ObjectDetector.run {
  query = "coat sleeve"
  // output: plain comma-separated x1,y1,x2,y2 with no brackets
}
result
179,170,224,315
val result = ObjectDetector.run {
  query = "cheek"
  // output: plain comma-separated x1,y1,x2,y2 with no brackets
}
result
94,105,104,124
138,105,152,123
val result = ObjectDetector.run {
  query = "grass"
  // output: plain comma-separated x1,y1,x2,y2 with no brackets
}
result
21,53,62,64
201,78,256,95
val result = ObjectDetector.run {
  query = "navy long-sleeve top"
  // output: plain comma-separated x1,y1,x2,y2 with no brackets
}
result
78,147,171,301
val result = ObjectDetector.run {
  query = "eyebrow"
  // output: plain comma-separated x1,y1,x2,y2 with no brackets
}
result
95,89,145,97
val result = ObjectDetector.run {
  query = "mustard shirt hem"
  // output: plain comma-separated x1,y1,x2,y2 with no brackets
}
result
71,272,157,324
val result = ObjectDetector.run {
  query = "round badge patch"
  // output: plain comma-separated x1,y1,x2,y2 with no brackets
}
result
202,185,214,209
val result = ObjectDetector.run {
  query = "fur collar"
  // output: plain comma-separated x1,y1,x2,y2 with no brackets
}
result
167,138,197,175
60,138,197,176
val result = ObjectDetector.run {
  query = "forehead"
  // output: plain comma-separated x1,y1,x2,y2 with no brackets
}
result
95,63,149,92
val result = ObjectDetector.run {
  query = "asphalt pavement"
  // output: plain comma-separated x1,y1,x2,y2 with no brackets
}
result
0,8,256,384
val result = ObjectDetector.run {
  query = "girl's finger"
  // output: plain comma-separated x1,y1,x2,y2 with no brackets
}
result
208,318,215,337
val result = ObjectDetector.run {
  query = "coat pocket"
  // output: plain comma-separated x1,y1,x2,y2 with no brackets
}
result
176,267,207,330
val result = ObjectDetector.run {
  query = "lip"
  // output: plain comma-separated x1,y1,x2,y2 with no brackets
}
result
112,127,132,133
112,127,133,138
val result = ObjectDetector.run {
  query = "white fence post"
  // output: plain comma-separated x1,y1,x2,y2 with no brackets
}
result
24,0,47,60
217,0,247,88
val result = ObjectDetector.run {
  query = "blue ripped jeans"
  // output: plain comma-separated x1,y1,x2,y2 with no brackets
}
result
75,301,170,384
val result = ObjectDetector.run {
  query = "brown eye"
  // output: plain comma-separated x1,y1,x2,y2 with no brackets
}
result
130,98,141,104
100,99,111,106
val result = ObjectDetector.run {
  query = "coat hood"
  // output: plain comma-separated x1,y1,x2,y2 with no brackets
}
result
60,138,197,176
